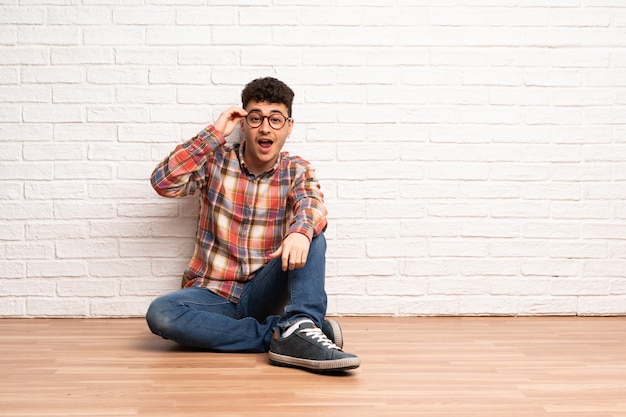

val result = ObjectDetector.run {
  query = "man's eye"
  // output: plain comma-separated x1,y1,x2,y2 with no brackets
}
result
250,116,261,122
270,117,282,124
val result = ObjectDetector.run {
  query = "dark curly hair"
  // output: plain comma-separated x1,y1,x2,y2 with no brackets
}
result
241,77,295,117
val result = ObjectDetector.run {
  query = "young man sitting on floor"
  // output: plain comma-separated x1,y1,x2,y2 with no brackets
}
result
145,77,360,372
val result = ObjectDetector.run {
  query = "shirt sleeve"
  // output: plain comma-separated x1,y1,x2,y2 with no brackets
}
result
150,125,226,198
288,163,328,241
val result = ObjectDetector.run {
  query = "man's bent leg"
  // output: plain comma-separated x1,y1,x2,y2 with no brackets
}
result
281,232,328,329
240,233,328,332
145,287,274,352
246,233,361,371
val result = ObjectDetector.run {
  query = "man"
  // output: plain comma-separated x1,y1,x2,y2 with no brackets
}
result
146,77,360,372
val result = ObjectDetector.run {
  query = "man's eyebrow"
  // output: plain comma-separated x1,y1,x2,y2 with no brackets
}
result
247,108,285,114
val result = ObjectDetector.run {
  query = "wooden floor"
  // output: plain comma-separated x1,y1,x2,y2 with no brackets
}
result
1,317,626,417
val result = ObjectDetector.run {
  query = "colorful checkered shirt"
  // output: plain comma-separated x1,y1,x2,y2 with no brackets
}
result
150,125,327,303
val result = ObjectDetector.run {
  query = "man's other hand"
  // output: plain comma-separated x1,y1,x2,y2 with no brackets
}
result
269,233,310,271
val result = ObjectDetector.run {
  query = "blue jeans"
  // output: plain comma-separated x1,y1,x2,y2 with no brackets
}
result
146,233,327,352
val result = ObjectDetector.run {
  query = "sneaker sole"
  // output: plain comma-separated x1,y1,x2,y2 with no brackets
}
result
268,351,361,372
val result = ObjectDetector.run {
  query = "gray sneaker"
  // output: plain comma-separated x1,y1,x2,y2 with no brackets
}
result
322,318,343,349
269,322,360,372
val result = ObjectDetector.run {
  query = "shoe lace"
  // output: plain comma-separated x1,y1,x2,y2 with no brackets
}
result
299,327,340,350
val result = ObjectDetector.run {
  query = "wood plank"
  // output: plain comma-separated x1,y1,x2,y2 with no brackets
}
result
1,317,625,416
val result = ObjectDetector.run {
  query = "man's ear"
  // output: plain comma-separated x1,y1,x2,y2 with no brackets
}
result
287,118,294,136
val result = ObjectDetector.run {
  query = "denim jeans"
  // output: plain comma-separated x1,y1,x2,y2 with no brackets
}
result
146,233,327,352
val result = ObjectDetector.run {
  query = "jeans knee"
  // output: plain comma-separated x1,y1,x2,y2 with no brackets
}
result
145,298,175,337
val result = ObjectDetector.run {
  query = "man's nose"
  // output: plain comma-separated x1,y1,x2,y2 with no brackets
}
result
259,117,272,131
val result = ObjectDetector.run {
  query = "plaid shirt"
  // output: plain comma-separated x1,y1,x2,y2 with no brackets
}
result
150,125,327,303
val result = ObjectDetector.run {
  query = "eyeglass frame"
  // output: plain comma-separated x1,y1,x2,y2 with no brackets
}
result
244,110,292,130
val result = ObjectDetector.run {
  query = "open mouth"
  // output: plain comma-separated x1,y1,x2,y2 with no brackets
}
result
258,139,273,151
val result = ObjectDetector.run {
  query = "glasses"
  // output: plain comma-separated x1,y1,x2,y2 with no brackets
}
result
245,111,291,130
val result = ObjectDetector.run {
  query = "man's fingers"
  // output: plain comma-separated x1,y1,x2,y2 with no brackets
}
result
284,247,308,271
214,106,248,137
271,233,310,271
282,249,291,271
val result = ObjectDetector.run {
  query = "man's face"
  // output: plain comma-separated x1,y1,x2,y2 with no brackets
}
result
241,100,293,175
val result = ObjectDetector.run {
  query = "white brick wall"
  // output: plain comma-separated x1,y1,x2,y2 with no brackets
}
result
2,1,626,317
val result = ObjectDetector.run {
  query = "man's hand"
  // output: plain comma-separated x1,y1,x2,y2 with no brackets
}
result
214,106,248,138
269,233,310,271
